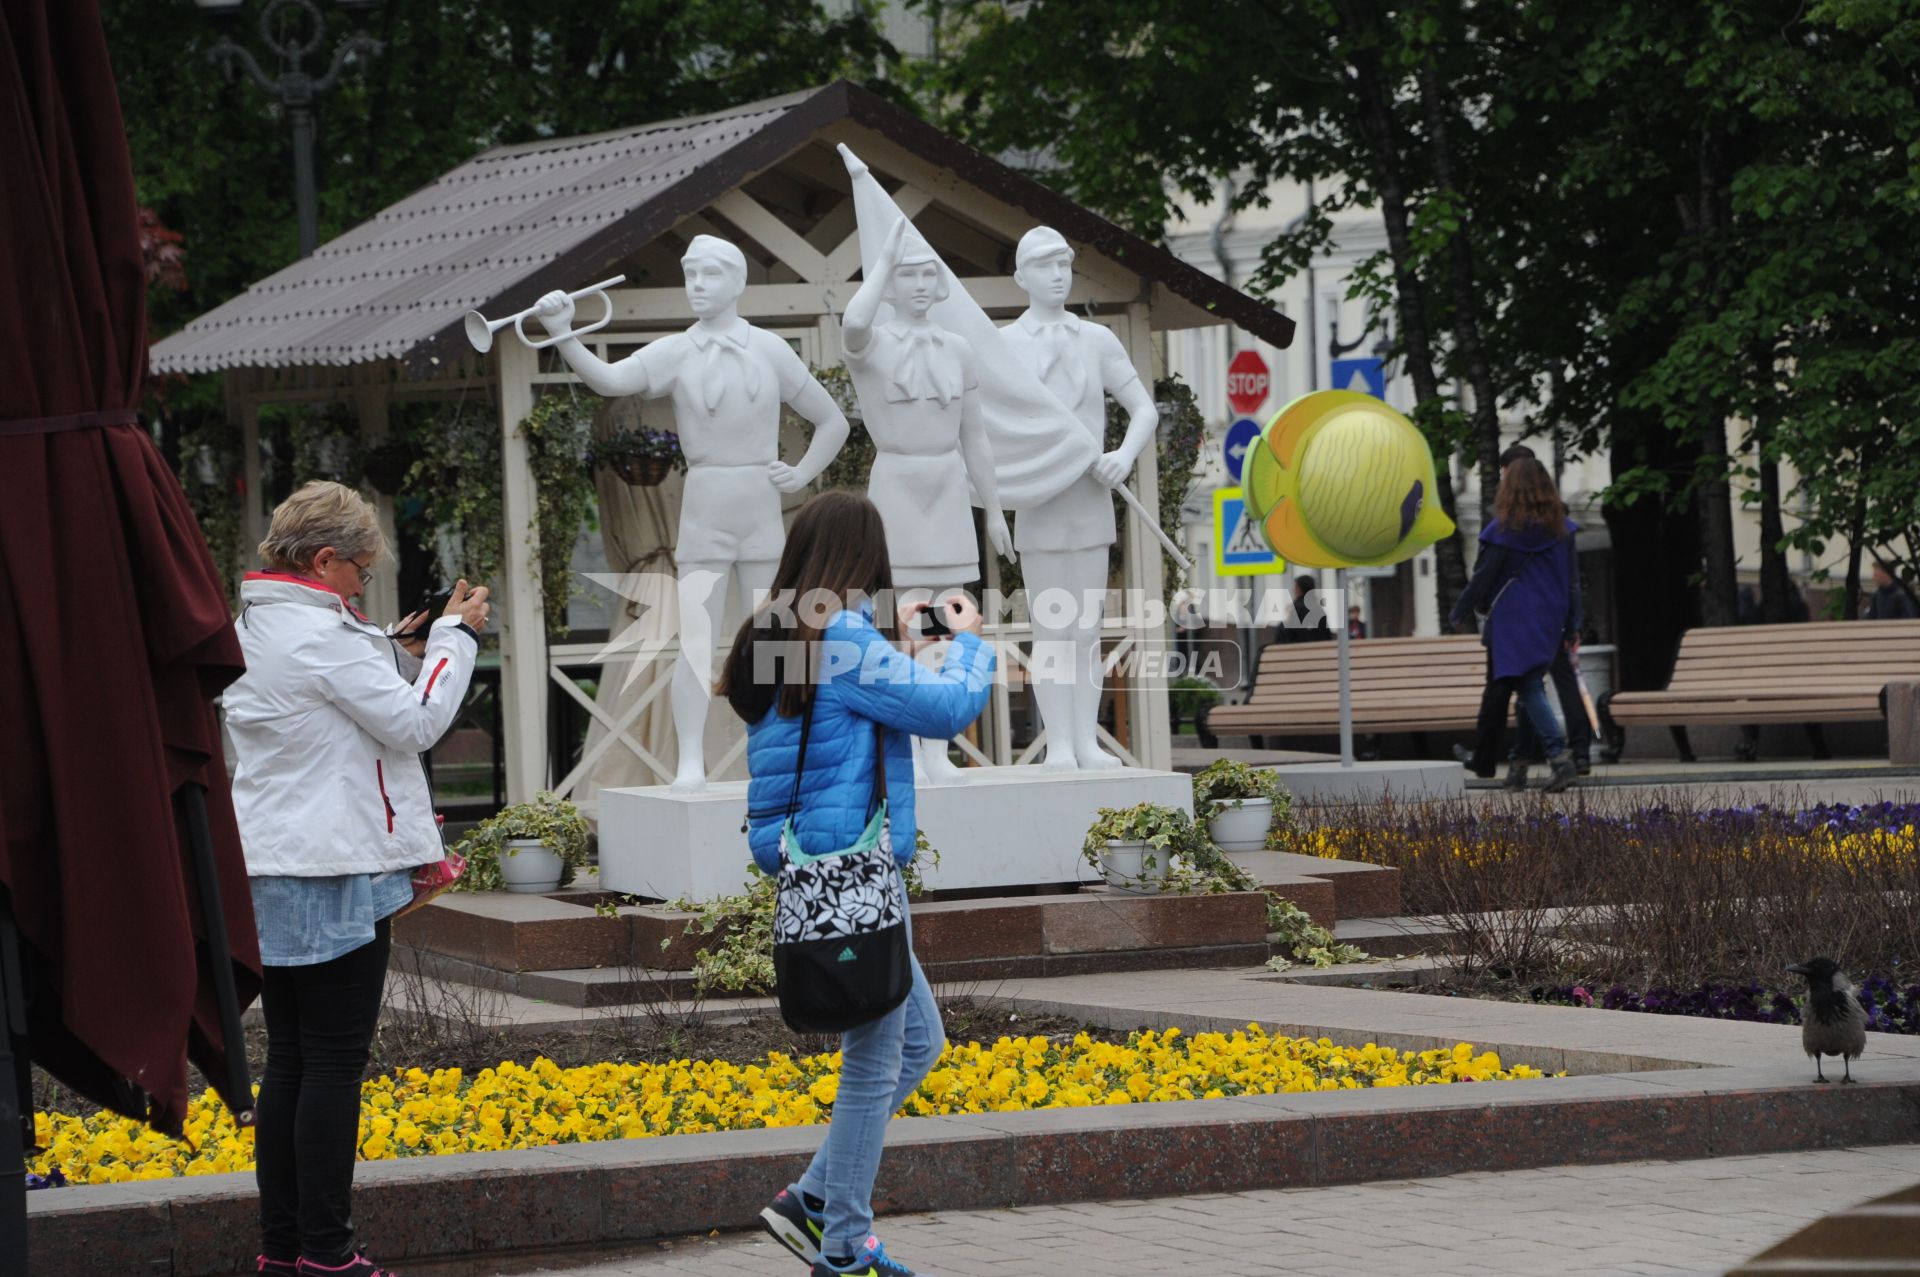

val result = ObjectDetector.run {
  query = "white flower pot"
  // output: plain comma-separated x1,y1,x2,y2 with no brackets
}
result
1100,839,1170,895
499,838,564,894
1207,797,1274,852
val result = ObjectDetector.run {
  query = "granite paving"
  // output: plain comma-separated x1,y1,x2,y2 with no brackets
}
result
465,1143,1920,1277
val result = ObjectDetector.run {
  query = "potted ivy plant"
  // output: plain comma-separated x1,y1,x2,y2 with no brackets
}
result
1082,803,1204,895
1191,759,1292,852
590,426,685,487
452,792,591,895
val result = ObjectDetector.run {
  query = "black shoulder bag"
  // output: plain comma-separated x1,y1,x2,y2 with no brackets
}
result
770,697,911,1033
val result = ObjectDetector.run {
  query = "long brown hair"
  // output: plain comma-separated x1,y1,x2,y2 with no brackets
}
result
718,490,896,723
1493,457,1568,537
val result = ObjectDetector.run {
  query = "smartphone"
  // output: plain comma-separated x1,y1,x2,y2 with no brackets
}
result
397,587,455,640
912,603,952,638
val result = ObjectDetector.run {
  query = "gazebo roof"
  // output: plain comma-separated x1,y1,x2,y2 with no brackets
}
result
151,80,1295,378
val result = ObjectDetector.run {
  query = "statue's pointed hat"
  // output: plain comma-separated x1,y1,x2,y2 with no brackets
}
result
839,143,1098,509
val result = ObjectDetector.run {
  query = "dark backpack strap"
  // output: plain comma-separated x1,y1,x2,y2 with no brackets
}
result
869,721,888,818
784,689,817,820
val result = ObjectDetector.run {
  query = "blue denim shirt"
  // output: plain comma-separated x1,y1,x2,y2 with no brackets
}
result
249,870,413,967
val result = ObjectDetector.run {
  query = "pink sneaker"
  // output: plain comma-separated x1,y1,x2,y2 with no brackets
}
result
296,1253,407,1277
256,1260,298,1276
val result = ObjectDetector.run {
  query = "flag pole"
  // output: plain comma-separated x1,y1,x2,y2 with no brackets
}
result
1115,482,1191,573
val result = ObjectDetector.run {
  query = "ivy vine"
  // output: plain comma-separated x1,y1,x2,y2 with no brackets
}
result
520,391,600,636
174,412,245,606
798,365,871,494
404,390,599,636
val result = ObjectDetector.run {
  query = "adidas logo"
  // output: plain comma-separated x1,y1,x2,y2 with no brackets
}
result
836,946,858,963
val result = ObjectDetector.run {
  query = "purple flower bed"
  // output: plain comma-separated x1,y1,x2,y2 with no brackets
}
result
1532,970,1920,1035
1409,801,1920,840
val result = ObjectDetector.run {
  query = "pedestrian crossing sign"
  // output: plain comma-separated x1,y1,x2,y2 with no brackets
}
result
1214,487,1283,577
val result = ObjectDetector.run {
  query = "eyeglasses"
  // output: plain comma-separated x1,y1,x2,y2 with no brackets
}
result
340,556,375,586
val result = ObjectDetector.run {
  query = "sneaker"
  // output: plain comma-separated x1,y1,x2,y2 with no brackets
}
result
811,1235,920,1276
761,1186,826,1265
1502,762,1529,791
1542,753,1579,794
296,1253,406,1277
257,1261,299,1276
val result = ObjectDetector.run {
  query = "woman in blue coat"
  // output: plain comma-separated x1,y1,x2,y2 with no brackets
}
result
1448,458,1580,792
719,491,995,1277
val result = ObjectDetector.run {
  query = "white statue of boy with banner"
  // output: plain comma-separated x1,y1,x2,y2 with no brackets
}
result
532,235,850,792
1001,226,1158,769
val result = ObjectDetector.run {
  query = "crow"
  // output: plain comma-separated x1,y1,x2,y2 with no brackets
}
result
1786,956,1868,1084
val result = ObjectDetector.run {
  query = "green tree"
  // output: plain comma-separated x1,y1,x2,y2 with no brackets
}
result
912,0,1482,616
110,0,900,580
110,0,900,341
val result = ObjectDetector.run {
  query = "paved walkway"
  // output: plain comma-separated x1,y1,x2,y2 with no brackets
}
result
492,1143,1920,1277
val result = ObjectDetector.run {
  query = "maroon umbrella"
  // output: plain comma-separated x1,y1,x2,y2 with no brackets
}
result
0,0,263,1229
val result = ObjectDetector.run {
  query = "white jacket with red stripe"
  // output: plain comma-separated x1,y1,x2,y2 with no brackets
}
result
224,573,479,876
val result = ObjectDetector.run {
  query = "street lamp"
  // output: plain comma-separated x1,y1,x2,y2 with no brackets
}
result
198,0,383,258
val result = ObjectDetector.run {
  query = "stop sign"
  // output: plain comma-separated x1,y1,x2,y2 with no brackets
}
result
1226,349,1270,416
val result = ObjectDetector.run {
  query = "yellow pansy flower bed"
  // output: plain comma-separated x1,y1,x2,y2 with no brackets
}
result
31,1027,1548,1185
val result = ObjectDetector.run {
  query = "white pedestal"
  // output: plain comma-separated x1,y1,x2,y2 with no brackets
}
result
597,767,1193,902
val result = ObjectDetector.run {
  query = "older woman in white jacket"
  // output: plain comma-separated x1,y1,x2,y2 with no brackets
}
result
223,481,487,1277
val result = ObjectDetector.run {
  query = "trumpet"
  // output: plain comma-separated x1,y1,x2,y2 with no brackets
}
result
463,275,626,354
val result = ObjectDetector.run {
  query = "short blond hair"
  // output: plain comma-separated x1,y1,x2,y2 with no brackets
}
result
259,480,385,575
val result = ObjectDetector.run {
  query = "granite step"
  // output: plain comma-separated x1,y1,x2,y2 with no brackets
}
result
396,882,1273,989
1225,849,1402,919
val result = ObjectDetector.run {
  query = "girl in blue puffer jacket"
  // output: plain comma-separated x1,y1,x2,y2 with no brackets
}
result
719,491,995,1277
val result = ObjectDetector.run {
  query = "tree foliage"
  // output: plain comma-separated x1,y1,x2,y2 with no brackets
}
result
109,0,900,344
916,0,1920,671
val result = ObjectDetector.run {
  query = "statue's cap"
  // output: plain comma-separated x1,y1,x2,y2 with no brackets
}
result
895,221,940,268
682,235,747,274
1015,225,1074,270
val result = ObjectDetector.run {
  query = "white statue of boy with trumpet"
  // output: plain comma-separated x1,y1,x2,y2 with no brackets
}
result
525,236,851,792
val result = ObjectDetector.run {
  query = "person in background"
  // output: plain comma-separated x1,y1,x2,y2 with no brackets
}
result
1865,559,1919,620
1281,573,1333,643
1456,443,1593,777
1347,605,1367,640
724,491,995,1277
1451,443,1589,771
224,481,488,1277
1448,458,1581,792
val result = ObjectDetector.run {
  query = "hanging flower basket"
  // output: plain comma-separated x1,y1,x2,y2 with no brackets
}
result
590,427,684,488
362,443,416,495
612,455,674,487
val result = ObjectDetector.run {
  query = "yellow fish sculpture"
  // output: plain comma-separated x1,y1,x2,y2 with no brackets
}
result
1243,390,1456,568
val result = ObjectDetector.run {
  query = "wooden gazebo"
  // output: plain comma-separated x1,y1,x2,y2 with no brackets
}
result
153,80,1296,804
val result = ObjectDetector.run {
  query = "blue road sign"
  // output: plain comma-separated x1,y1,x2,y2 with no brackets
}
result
1330,356,1387,398
1214,487,1281,576
1223,416,1261,484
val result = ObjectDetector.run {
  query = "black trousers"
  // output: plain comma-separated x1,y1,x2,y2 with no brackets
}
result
1514,646,1593,763
1468,662,1568,777
256,917,392,1263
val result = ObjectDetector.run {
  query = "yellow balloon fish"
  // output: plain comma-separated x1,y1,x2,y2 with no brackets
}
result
1243,390,1457,568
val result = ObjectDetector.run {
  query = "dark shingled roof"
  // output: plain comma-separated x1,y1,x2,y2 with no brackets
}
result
151,81,1294,378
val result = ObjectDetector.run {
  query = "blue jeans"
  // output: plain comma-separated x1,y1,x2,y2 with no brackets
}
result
1513,666,1567,759
1469,662,1568,774
796,890,944,1257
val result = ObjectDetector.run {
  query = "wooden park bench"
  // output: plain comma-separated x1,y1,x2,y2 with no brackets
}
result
1604,619,1920,762
1199,635,1493,751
